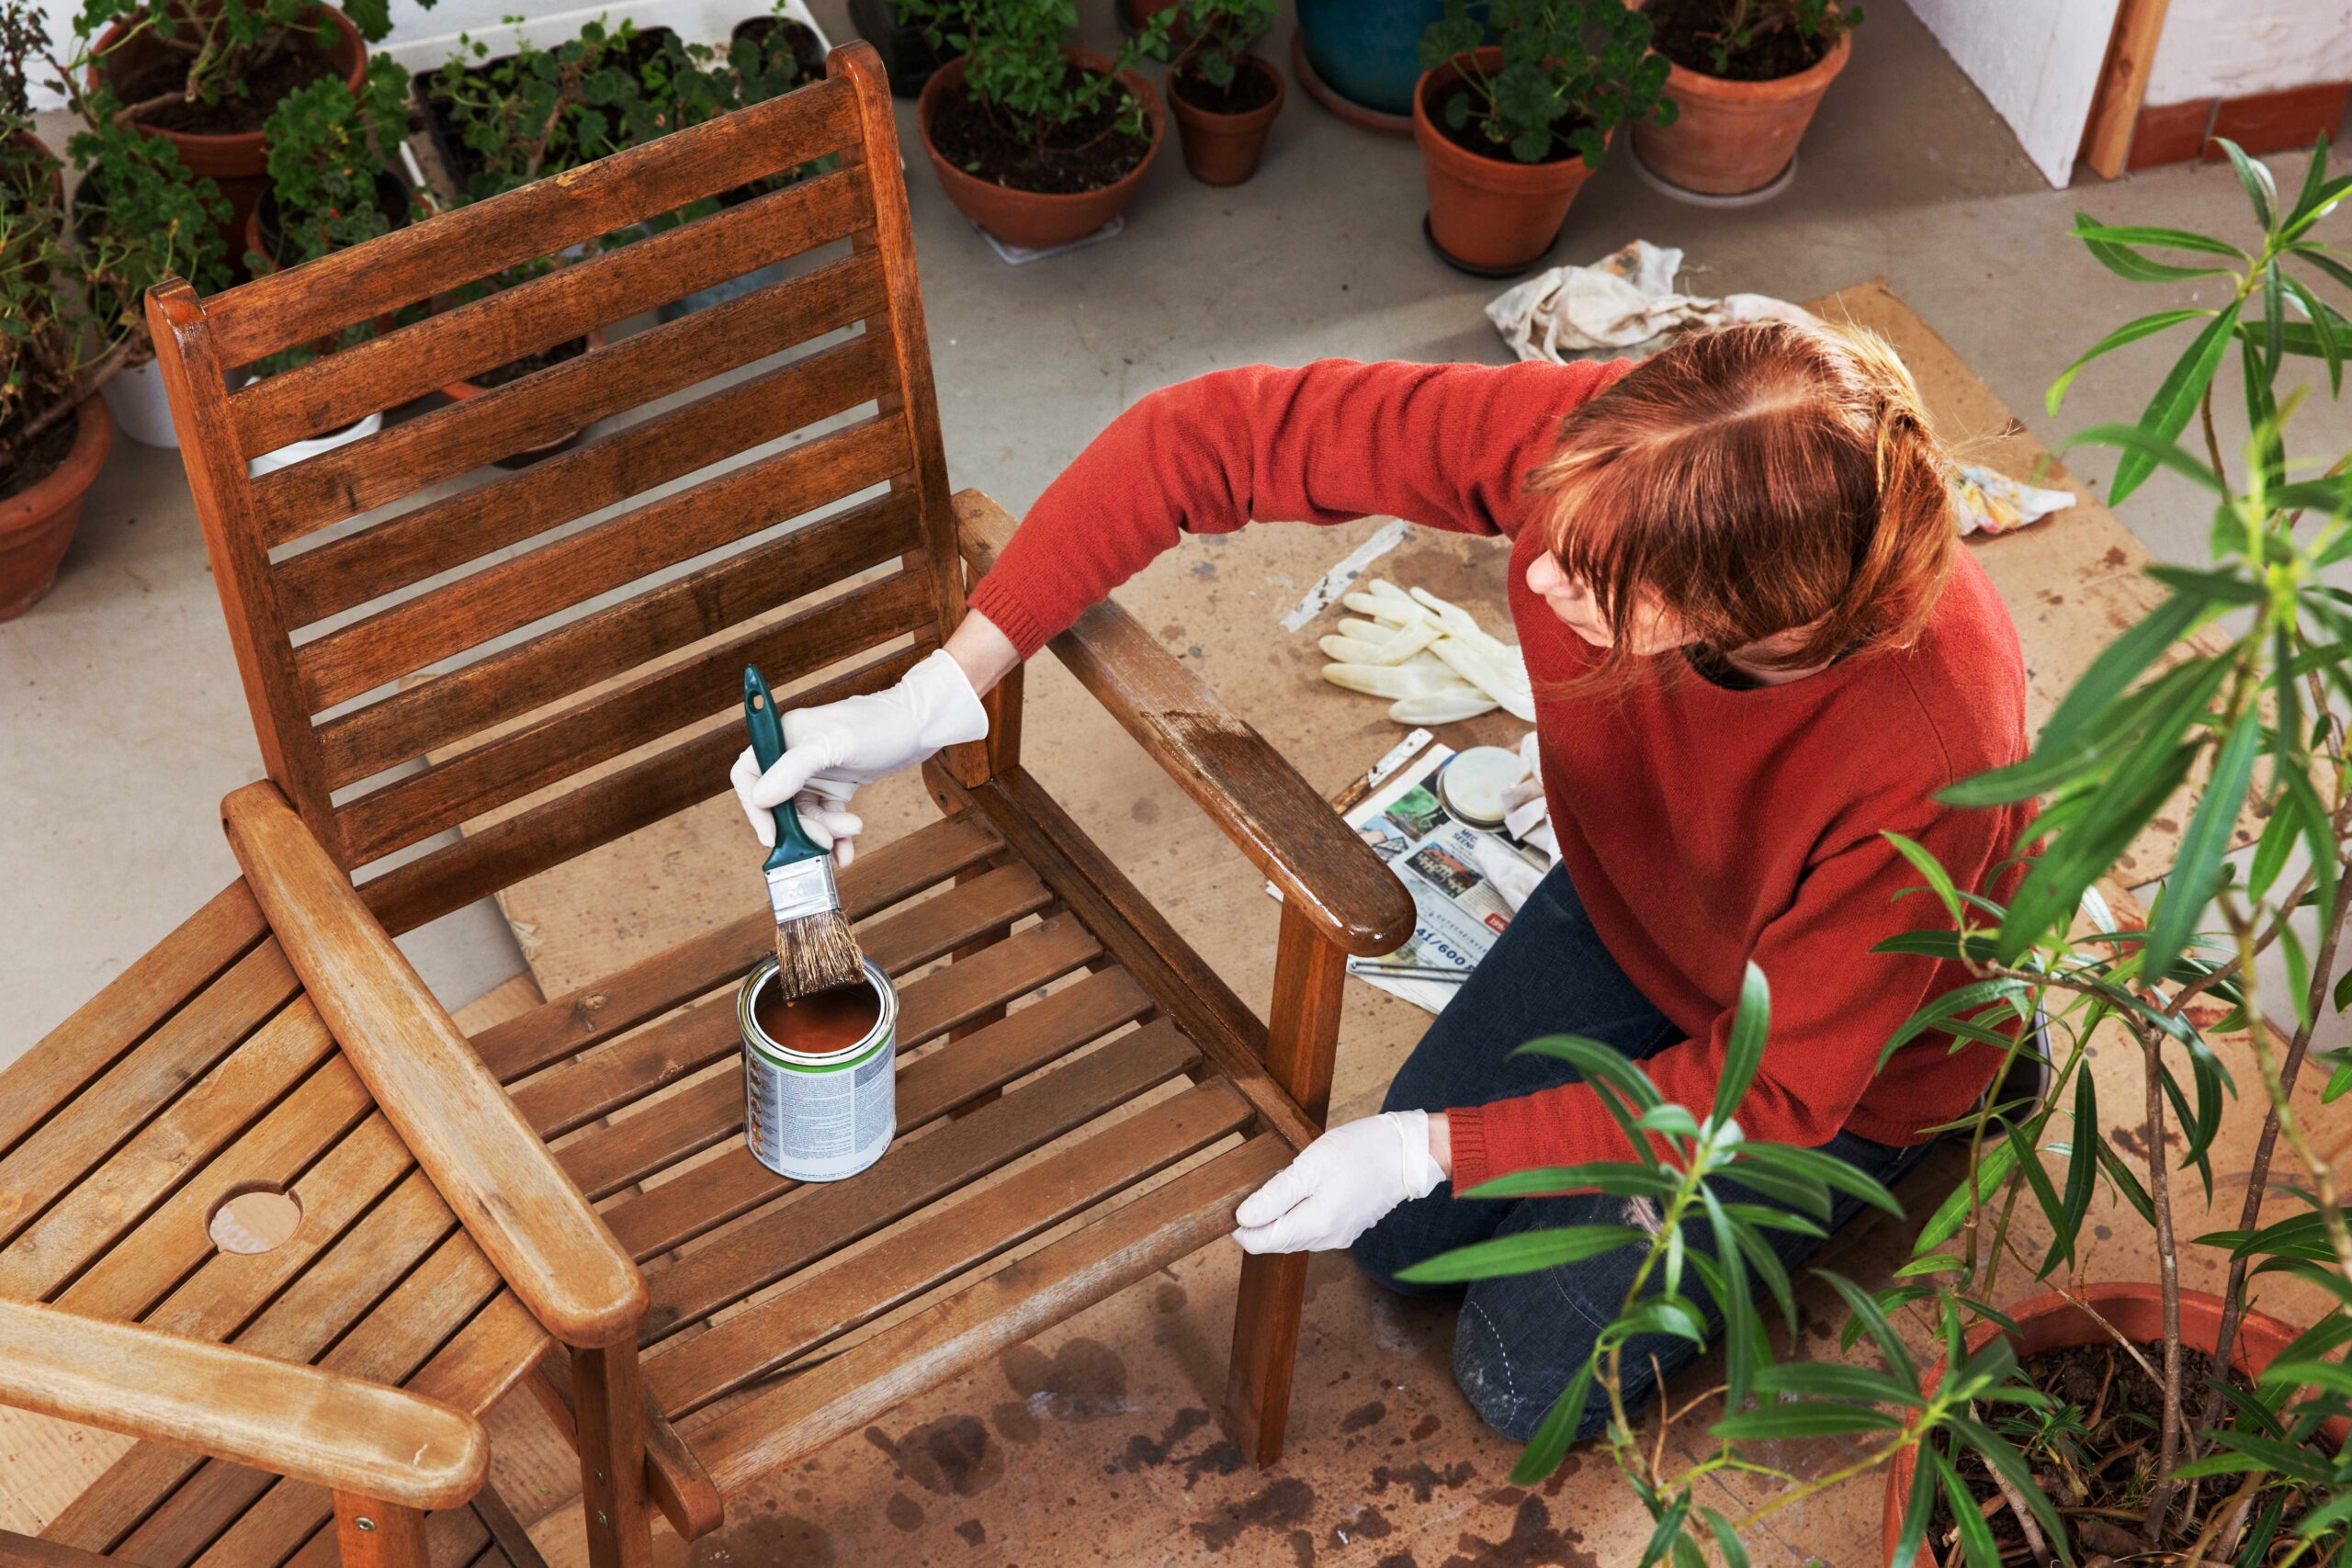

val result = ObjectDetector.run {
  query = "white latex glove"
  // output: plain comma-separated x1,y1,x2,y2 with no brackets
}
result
730,649,989,865
1469,834,1544,915
1232,1111,1447,1254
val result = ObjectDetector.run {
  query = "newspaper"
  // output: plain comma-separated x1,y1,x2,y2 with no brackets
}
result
1305,741,1551,1015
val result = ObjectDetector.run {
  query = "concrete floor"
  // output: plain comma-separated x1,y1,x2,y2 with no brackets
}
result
3,6,2346,1051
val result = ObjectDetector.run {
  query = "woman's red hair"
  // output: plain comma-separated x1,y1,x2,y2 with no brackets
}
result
1530,319,1957,682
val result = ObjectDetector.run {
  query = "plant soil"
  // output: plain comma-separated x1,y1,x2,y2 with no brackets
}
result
0,415,77,503
928,67,1152,194
116,36,341,136
1173,58,1276,115
466,335,587,389
1927,1338,2316,1562
1645,0,1830,83
1427,80,1582,164
732,15,827,81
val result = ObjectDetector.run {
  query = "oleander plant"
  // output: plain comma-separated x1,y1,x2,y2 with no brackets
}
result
1415,135,2352,1566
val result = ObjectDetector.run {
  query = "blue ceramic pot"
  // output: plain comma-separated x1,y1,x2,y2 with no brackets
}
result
1295,0,1447,118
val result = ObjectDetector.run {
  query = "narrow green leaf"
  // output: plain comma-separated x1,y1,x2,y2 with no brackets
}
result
2288,130,2335,227
1945,1416,2069,1553
1464,1163,1679,1200
2095,299,2246,505
1928,1447,2003,1568
1882,831,1962,920
2045,308,2208,415
1713,963,1770,1127
1888,1438,1938,1568
2280,274,2344,395
1817,1269,1918,1390
2095,1137,2156,1224
1396,1224,1646,1284
1702,1189,1758,1416
1917,1136,2018,1251
1711,1401,1903,1439
1506,1358,1597,1485
2002,1121,2072,1277
2067,218,2247,256
2217,137,2278,230
2143,709,2261,976
1701,1508,1749,1568
1751,1360,1916,1404
2033,592,2210,754
1737,1143,1905,1216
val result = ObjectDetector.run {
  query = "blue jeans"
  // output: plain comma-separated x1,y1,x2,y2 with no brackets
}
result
1351,863,1939,1442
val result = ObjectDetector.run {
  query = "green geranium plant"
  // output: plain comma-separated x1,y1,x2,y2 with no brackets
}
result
1418,0,1675,166
1413,135,2352,1566
893,0,1171,152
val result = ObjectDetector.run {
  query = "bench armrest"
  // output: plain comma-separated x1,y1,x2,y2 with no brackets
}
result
954,490,1415,957
223,782,648,1349
0,1296,486,1511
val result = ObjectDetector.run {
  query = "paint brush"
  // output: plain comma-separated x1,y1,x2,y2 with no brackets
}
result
742,665,865,998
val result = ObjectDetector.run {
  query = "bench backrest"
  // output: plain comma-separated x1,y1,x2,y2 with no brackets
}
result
151,42,963,935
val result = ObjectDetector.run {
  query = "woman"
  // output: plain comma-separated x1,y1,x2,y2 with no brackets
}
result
731,321,2033,1442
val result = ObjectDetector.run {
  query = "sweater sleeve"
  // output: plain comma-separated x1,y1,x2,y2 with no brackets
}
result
1444,804,2010,1191
965,357,1629,658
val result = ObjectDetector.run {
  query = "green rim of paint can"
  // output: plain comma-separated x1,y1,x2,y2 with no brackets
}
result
739,955,899,1182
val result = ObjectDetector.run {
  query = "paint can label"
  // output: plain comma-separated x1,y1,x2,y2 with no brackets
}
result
740,956,898,1182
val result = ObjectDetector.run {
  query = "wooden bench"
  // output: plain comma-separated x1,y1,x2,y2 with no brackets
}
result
120,39,1413,1564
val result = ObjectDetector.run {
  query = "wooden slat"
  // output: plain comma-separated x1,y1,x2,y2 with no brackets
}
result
294,412,912,714
649,1074,1247,1416
360,647,925,937
334,567,933,864
471,811,1000,1082
638,1018,1199,1343
316,482,918,793
0,998,337,1303
0,1534,108,1566
40,1161,458,1555
261,258,890,562
0,881,265,1157
405,1293,550,1419
204,73,862,368
552,910,1103,1204
232,164,875,458
693,1134,1289,1494
949,767,1320,1153
54,1059,376,1324
0,942,301,1249
602,965,1154,1263
509,863,1049,1139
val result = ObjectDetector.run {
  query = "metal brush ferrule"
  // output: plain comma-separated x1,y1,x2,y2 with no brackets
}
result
766,855,839,924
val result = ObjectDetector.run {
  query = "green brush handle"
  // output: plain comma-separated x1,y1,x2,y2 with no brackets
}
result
742,665,827,874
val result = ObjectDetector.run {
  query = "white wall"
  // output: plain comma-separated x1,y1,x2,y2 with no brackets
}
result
35,0,827,109
1905,0,2122,187
2143,0,2352,103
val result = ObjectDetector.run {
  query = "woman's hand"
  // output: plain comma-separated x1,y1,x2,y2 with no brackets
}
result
1231,1111,1450,1254
731,648,989,863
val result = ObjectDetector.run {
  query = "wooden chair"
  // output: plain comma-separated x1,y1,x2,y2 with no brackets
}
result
134,39,1412,1562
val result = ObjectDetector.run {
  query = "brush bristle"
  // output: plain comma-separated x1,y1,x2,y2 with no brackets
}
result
774,908,866,998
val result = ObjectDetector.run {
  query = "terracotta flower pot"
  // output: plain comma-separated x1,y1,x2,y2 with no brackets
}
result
438,324,610,466
917,50,1165,251
1881,1283,2345,1566
1633,28,1849,197
1170,54,1284,186
1125,0,1191,44
0,396,114,621
1414,50,1606,276
92,6,368,272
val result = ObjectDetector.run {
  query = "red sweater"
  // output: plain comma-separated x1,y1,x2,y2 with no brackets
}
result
966,359,2033,1190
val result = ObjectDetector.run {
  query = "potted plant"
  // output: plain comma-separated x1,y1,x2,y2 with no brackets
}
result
1294,0,1445,132
1414,0,1674,275
1401,136,2352,1567
64,0,415,270
846,0,958,99
1632,0,1858,197
241,58,417,472
1148,0,1282,186
41,17,233,450
897,0,1171,252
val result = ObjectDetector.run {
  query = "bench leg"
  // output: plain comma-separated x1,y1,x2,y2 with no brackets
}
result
332,1495,430,1567
1222,902,1348,1467
571,1342,655,1568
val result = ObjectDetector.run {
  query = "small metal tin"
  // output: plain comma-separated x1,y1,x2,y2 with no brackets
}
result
1435,745,1522,831
739,956,898,1182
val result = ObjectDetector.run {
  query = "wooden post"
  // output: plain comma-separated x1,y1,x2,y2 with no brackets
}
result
2081,0,2174,178
1222,900,1349,1467
332,1495,431,1568
571,1342,655,1568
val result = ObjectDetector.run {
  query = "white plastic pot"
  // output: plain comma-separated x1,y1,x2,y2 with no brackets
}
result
246,410,383,476
101,356,181,448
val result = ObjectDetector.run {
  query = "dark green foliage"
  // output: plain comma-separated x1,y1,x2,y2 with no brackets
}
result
1417,0,1673,166
894,0,1170,150
71,0,421,125
1144,0,1272,92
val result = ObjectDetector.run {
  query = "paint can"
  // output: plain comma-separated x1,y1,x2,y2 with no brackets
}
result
738,955,898,1182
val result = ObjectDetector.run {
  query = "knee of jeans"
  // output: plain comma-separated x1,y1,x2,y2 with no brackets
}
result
1452,1292,1601,1445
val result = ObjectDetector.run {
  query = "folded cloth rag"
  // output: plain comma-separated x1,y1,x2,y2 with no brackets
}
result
1486,240,1821,364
